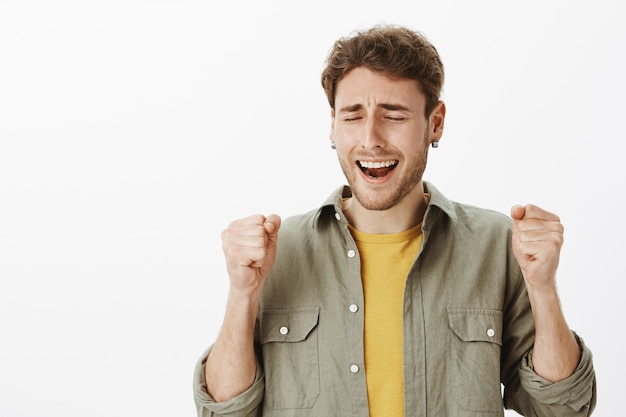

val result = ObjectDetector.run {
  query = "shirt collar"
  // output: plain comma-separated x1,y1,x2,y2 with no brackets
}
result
310,181,458,229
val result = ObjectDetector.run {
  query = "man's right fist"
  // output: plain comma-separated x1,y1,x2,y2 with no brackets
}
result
221,214,281,293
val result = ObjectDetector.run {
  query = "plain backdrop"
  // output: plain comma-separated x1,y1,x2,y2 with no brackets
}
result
1,1,623,416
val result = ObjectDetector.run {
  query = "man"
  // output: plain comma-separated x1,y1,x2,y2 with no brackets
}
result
194,25,596,416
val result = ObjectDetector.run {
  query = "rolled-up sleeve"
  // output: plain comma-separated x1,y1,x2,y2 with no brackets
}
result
193,346,265,417
518,333,596,415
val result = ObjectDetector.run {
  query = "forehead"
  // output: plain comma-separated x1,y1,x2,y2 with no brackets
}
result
334,67,425,111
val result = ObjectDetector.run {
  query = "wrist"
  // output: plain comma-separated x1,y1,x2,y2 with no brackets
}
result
229,285,263,305
225,286,263,327
526,284,559,305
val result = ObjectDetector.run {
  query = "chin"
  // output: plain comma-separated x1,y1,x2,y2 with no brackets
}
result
351,189,401,211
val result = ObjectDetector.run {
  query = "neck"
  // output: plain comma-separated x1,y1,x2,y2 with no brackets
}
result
343,182,428,234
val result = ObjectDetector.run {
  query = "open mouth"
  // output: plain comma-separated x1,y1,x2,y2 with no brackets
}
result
358,160,398,178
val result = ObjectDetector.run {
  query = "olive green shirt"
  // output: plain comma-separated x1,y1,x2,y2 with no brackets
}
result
194,182,596,417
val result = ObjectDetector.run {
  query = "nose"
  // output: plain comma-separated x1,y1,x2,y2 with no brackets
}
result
362,117,385,149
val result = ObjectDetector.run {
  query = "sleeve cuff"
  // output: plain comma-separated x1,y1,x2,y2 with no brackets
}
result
519,332,596,412
193,345,265,416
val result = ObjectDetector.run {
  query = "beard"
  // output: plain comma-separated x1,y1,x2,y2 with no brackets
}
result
338,127,430,211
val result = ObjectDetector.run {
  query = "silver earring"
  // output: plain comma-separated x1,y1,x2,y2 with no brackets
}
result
431,140,439,148
331,141,336,149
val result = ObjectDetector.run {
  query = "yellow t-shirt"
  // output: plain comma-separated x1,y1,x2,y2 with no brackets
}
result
349,223,424,417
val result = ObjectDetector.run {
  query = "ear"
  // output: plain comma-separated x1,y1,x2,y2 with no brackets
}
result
428,101,446,144
329,108,336,142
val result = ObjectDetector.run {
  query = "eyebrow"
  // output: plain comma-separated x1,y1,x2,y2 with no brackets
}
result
380,103,410,111
337,103,411,113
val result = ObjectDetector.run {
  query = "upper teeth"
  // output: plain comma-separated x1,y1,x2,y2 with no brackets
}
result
359,160,397,169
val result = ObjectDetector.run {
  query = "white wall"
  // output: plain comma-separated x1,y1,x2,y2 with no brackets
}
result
0,1,622,416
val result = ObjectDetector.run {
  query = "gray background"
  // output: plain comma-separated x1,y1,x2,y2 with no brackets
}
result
1,1,622,416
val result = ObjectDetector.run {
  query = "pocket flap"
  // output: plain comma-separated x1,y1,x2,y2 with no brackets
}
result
448,308,503,345
260,307,320,344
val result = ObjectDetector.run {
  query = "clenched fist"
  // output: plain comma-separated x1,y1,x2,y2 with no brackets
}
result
511,204,564,292
221,214,282,294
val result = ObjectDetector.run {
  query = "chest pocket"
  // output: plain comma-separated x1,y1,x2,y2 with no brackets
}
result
259,307,321,410
448,308,504,415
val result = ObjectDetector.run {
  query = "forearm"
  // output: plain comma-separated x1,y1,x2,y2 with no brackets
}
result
527,286,580,382
205,289,260,402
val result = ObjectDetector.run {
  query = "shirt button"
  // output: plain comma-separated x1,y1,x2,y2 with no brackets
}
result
334,212,341,221
349,304,359,313
486,328,495,337
279,326,289,335
347,249,356,258
350,364,360,373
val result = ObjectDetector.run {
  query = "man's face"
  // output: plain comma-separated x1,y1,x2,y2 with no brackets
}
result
330,67,444,211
